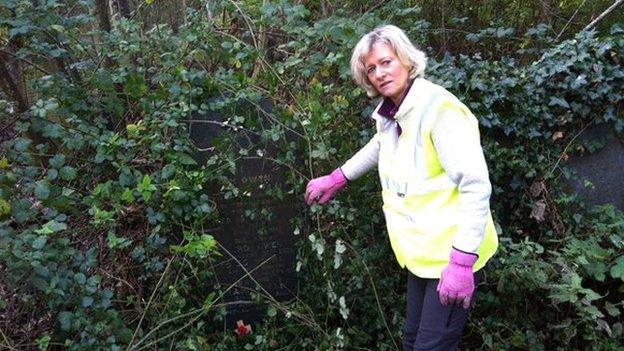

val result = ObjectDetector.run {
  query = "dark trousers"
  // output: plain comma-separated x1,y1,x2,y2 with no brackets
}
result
402,270,482,351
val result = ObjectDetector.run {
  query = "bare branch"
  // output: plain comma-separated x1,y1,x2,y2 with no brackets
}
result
583,0,624,32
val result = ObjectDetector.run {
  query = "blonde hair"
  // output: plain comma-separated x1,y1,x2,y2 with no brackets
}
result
350,25,427,98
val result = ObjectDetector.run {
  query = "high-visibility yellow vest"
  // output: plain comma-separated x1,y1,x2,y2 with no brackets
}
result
374,78,498,278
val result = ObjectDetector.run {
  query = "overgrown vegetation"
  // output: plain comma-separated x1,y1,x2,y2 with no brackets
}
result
0,0,623,350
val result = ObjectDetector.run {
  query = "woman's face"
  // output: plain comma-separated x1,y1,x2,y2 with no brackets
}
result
363,42,411,105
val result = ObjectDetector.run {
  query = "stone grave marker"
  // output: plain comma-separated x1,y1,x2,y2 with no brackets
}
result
189,97,299,326
566,123,624,211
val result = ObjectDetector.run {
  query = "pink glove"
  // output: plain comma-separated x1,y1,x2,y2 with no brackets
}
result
304,168,347,205
437,248,478,309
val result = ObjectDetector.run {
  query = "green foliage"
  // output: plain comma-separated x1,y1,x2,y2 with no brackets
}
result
0,0,623,350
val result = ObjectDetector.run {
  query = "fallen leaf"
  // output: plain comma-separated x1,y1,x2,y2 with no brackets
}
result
552,131,564,141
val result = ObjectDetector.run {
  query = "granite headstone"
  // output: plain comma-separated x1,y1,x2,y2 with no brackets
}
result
189,97,299,325
566,123,624,211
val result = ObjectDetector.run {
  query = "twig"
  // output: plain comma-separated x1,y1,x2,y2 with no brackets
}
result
210,27,313,177
0,49,51,75
0,325,15,350
424,27,525,42
342,240,401,351
215,241,277,301
126,255,176,351
556,0,587,40
184,119,260,136
0,113,22,134
130,255,276,351
212,76,306,140
583,0,624,32
96,267,139,297
227,0,259,50
241,155,309,180
547,121,594,176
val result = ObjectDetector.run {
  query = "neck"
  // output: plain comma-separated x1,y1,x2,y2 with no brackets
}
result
390,78,414,106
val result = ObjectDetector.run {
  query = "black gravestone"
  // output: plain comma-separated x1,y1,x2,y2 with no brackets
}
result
189,97,299,326
566,123,624,211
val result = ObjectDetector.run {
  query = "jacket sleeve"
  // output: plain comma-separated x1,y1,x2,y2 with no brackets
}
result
431,106,492,254
340,133,380,181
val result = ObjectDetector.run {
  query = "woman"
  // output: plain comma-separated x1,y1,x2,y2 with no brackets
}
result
304,25,498,351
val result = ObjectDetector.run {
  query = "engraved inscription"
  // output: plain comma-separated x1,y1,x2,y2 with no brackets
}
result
189,98,299,325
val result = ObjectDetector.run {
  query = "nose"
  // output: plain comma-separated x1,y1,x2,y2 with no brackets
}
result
373,67,386,80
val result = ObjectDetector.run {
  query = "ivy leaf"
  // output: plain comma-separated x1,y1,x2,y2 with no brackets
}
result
118,328,133,343
49,49,66,58
549,97,570,109
161,164,176,179
81,296,94,308
35,220,67,235
34,180,51,200
335,240,346,254
124,74,147,99
11,198,35,223
58,311,72,331
49,154,66,168
0,157,9,169
177,153,197,165
605,302,621,317
90,205,115,225
0,199,10,215
46,169,58,180
74,273,86,284
32,236,47,249
610,256,624,280
107,231,131,249
59,166,77,181
36,334,51,350
203,292,216,309
334,239,346,269
121,188,135,203
267,305,277,317
9,25,31,37
138,174,156,201
13,137,32,152
49,24,64,32
101,289,113,309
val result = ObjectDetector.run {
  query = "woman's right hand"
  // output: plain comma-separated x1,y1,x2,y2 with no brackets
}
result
304,168,348,205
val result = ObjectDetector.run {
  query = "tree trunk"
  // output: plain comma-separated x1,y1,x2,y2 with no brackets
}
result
0,46,45,164
0,55,29,113
540,0,553,26
116,0,132,18
0,35,30,113
95,0,112,33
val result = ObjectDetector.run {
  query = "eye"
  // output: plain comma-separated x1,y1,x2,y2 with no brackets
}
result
382,59,391,65
367,66,375,74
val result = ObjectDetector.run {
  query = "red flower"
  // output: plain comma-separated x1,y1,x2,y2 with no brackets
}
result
235,319,252,336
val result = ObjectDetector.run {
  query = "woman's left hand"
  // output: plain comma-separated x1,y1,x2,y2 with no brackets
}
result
437,248,478,309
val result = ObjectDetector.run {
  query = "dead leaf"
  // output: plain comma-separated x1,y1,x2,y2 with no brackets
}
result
530,200,547,222
529,180,545,197
552,131,564,141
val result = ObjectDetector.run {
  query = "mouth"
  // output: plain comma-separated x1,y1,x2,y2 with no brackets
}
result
380,81,392,88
